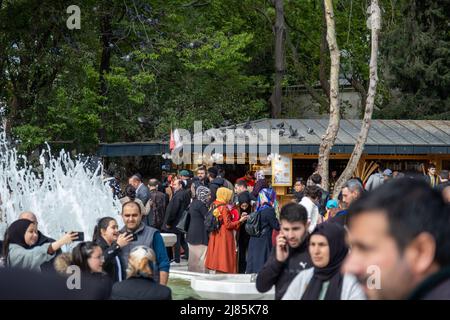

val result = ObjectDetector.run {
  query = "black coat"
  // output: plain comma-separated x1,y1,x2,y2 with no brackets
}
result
95,236,122,283
186,199,209,246
164,189,190,227
208,177,224,203
256,237,312,300
111,276,172,300
246,207,280,274
293,191,304,203
0,268,110,299
148,190,169,230
84,272,112,300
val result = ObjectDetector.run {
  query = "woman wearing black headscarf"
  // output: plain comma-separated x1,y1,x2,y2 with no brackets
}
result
2,219,77,272
237,192,252,273
282,222,365,300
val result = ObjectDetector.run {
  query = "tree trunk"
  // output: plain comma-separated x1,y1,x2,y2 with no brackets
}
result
333,0,381,198
270,0,285,119
318,0,341,191
319,0,330,100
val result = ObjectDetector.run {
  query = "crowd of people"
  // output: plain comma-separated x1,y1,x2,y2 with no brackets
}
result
0,162,449,300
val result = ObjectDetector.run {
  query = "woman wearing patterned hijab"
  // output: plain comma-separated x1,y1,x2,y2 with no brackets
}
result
251,170,269,199
186,186,211,272
246,188,281,274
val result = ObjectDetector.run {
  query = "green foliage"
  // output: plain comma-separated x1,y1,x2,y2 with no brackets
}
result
377,0,450,119
0,0,447,155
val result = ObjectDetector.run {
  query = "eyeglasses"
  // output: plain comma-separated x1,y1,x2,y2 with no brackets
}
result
90,255,105,262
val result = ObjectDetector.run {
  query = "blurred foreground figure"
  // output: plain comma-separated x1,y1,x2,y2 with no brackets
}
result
343,178,450,300
0,267,108,299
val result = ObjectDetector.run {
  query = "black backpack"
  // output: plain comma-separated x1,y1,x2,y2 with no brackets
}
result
204,204,226,233
319,189,330,216
245,211,262,237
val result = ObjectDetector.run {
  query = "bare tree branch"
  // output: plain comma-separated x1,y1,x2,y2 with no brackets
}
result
318,0,341,191
319,0,331,99
254,7,275,34
333,0,381,197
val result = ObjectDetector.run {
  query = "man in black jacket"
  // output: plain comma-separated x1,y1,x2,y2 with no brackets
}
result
256,203,312,300
147,179,168,230
163,178,190,263
207,166,224,204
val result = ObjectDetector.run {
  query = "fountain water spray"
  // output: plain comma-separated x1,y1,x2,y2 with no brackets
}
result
0,128,122,242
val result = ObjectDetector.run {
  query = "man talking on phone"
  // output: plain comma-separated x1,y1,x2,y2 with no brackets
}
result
256,203,312,300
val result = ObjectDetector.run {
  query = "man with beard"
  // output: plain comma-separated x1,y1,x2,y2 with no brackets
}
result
343,178,450,299
256,203,312,299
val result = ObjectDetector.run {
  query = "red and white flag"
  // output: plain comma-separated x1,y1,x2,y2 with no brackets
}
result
169,128,182,151
169,129,175,151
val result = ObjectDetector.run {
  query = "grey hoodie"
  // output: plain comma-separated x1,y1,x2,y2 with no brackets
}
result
365,172,384,191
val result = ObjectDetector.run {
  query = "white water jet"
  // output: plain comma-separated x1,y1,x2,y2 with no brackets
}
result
0,128,122,242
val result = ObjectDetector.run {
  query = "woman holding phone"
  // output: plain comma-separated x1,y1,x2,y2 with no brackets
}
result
92,217,133,282
2,219,78,271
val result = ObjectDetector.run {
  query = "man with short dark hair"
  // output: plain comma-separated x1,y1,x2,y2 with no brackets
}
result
292,178,305,203
163,179,190,264
235,179,247,193
190,166,208,200
234,179,256,204
207,166,224,203
256,203,312,300
425,164,441,188
120,201,170,285
129,174,151,206
343,178,450,299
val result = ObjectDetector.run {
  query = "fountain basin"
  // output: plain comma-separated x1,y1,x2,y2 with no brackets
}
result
161,233,177,247
191,274,275,300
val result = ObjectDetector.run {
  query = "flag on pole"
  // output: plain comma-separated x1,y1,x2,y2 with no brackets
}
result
170,128,175,151
170,128,183,151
